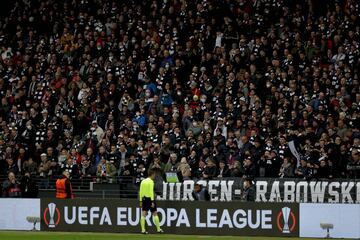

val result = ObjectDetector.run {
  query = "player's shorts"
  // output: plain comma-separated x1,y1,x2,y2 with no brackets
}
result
142,197,157,212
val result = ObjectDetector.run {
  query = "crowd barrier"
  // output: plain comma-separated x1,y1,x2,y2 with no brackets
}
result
0,198,359,238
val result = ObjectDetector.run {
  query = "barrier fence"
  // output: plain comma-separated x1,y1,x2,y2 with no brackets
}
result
2,175,359,203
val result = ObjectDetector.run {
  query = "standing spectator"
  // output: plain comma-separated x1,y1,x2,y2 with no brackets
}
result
217,160,231,178
80,157,97,185
317,159,332,179
177,157,191,181
5,158,19,175
60,158,80,180
347,149,360,179
192,183,210,201
22,158,38,176
279,157,295,178
20,172,39,198
96,157,117,183
240,178,255,202
295,159,312,179
242,157,256,179
164,153,179,173
38,153,51,189
203,159,219,180
2,172,21,198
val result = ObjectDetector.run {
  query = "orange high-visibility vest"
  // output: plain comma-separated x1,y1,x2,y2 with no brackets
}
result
56,178,74,199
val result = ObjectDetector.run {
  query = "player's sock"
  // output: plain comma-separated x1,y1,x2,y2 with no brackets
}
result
140,216,146,233
153,215,161,232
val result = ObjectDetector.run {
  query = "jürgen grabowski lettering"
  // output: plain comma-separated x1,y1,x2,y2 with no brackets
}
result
158,180,360,203
255,181,360,203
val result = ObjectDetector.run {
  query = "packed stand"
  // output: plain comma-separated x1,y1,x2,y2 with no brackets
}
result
0,0,360,195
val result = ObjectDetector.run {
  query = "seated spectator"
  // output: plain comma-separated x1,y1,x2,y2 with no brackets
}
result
2,172,21,198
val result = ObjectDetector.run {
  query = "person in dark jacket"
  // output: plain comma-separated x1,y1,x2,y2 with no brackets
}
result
217,160,231,178
242,157,257,179
203,159,219,179
2,172,22,197
192,183,210,201
240,178,255,202
20,172,39,198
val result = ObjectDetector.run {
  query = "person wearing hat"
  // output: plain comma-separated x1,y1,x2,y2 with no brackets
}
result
55,170,74,199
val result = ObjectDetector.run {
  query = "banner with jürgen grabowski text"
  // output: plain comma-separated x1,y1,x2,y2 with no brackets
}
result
156,179,360,203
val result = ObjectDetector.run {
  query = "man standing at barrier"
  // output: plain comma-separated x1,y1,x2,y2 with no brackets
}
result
139,168,163,234
56,170,74,199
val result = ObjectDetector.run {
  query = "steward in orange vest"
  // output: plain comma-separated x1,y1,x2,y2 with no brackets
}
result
56,171,74,199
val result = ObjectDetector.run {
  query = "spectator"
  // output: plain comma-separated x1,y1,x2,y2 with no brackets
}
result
2,172,21,198
279,157,295,178
203,159,219,180
164,153,179,173
177,157,191,180
80,156,97,181
295,159,313,179
96,157,117,183
317,159,332,179
192,183,210,201
38,153,51,178
243,157,257,179
5,158,19,175
217,160,231,178
22,157,38,176
347,149,360,179
240,178,255,202
60,158,80,180
149,156,165,175
20,172,39,198
230,160,244,177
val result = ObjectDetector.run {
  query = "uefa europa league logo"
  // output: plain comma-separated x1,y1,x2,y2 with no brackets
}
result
48,203,56,228
281,207,291,233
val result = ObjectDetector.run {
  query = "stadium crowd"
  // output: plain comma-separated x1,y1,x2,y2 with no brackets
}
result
0,0,360,196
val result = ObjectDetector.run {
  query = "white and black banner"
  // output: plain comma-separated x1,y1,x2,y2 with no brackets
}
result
157,179,360,203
